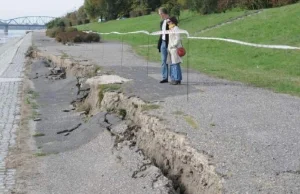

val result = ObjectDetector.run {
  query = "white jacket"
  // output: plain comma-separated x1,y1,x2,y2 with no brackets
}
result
167,26,183,64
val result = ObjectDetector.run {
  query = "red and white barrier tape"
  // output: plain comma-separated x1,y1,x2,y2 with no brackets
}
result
84,29,300,50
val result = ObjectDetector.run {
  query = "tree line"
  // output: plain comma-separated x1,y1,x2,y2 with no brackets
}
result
47,0,298,29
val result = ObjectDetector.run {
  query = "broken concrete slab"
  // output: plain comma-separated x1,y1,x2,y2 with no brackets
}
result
85,75,131,86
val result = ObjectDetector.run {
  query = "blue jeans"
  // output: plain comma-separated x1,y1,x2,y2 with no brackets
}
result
170,63,182,81
160,41,168,80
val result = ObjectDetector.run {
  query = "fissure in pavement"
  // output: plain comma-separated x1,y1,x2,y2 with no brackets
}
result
32,51,223,194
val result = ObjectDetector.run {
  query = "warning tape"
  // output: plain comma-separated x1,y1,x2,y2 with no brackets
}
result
84,29,300,50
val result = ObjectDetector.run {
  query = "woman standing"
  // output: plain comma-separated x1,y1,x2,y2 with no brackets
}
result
167,16,183,85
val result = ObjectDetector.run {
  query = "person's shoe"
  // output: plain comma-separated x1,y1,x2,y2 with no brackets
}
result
170,80,179,85
178,81,181,84
160,79,168,83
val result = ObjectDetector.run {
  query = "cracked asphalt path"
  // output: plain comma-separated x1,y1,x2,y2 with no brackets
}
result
30,32,300,193
17,56,174,193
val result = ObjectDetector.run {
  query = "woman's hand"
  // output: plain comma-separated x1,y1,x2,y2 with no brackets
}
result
169,44,177,49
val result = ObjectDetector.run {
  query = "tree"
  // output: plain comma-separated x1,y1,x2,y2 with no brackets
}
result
77,6,89,24
104,0,133,19
84,0,132,21
130,0,151,17
64,11,78,26
46,18,65,29
161,0,181,19
84,0,104,20
147,0,161,10
187,0,218,14
177,0,189,8
170,4,181,20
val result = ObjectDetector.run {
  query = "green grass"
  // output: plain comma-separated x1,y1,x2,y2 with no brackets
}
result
34,152,47,157
78,10,251,35
31,110,41,120
98,84,122,105
25,97,31,105
141,104,160,111
184,115,198,129
60,51,69,59
78,4,300,96
27,89,39,98
173,110,184,115
118,109,127,120
31,101,39,109
26,89,40,108
77,103,92,114
33,132,45,137
99,84,122,92
200,4,300,46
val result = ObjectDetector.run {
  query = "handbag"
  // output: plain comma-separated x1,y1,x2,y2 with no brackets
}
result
177,47,186,57
177,40,186,57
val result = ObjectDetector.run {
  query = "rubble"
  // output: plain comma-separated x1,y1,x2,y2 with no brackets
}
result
47,67,66,80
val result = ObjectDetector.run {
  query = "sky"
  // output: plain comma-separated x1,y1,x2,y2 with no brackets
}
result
0,0,84,19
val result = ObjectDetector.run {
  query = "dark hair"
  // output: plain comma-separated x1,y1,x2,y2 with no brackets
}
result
159,7,168,14
168,16,178,25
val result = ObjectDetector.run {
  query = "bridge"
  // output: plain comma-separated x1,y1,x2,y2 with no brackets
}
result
0,16,55,33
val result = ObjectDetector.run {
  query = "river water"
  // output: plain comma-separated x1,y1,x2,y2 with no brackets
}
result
0,30,27,45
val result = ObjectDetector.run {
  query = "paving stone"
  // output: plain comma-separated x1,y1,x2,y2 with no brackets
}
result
0,33,31,193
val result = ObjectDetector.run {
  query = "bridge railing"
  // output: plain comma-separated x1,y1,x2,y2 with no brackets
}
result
0,16,55,33
0,16,55,25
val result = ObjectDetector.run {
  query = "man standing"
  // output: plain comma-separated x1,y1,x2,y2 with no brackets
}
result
157,7,169,83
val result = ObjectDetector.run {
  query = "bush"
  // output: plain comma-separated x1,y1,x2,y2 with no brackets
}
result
217,0,297,11
170,4,181,20
54,31,100,44
129,8,151,17
239,0,271,9
45,29,55,37
65,27,78,32
91,33,100,42
188,0,218,14
55,35,63,42
201,0,218,14
217,0,236,12
55,31,67,43
73,35,83,43
46,27,64,38
84,33,93,42
46,18,65,29
84,33,100,42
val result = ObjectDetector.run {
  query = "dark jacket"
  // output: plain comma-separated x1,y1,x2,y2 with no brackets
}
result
157,20,169,53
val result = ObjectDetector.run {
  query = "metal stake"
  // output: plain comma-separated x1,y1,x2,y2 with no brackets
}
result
186,38,190,102
147,35,150,76
121,35,124,69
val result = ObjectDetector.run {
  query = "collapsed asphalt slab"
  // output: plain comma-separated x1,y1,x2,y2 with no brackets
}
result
19,58,175,194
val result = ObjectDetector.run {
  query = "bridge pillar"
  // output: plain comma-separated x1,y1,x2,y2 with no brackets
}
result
4,25,8,34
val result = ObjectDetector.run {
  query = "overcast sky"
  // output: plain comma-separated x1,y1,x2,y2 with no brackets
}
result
0,0,84,19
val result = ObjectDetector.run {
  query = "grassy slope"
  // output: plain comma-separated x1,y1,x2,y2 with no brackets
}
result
200,4,300,46
78,10,248,34
78,4,300,96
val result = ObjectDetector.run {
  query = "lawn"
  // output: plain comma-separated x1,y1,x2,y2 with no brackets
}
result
77,3,300,96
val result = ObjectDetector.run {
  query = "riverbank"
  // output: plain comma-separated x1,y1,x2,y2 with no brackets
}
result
11,31,300,194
